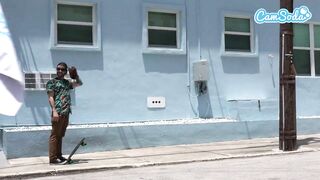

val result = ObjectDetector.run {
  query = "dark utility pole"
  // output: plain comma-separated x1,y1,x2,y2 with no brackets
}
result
279,0,297,151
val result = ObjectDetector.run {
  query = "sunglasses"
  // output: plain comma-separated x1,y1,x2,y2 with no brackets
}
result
56,67,66,71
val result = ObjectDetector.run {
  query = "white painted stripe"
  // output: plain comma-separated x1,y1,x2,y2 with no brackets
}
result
298,116,320,119
4,118,236,132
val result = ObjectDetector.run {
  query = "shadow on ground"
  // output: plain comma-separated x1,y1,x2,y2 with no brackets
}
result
297,137,320,148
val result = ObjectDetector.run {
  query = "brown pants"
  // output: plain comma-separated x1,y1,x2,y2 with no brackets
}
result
49,115,69,161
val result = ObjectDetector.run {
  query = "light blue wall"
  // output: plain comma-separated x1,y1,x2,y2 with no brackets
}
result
294,0,320,118
3,0,320,159
0,0,319,127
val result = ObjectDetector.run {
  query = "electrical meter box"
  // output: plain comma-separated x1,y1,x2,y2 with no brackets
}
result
193,60,209,81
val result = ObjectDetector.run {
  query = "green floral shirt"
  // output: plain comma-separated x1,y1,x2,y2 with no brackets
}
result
46,78,73,116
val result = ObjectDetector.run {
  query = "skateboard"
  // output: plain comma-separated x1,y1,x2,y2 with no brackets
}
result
63,137,86,165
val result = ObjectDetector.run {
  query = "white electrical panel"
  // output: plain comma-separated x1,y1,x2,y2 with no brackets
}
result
193,60,209,81
147,97,166,108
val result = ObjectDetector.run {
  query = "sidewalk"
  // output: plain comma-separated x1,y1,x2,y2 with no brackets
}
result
1,134,320,179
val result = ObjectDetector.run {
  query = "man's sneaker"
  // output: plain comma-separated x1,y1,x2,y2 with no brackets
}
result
49,159,64,165
58,156,67,162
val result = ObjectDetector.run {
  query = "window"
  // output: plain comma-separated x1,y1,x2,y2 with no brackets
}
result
142,3,186,55
224,17,252,53
148,11,178,48
24,72,70,90
51,1,100,50
293,23,320,76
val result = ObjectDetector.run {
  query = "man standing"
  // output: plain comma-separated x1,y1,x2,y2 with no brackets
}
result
46,62,83,164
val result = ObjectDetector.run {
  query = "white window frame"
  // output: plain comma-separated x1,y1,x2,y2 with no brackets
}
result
294,22,320,77
222,14,256,57
50,0,101,51
147,10,179,49
142,3,186,55
24,72,70,90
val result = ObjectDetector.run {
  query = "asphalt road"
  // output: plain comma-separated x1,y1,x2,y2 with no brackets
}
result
32,151,320,180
